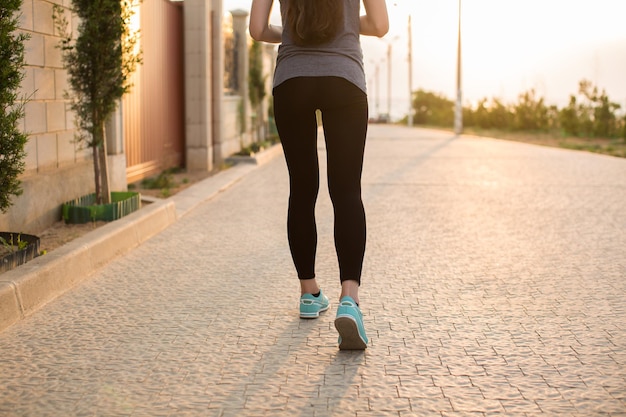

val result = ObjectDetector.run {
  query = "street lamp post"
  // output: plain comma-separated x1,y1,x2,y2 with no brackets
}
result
382,36,399,122
369,60,380,119
454,0,463,135
391,2,413,126
386,42,392,121
407,15,414,127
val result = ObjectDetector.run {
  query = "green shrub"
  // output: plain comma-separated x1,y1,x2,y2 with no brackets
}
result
0,0,30,213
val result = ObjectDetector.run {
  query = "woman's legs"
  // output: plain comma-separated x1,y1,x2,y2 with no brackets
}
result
320,78,369,304
273,79,320,289
273,77,368,302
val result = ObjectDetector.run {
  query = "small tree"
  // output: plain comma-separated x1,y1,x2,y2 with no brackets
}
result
411,89,454,127
559,95,580,136
0,0,30,213
513,89,550,132
560,80,622,139
592,90,620,138
54,1,141,204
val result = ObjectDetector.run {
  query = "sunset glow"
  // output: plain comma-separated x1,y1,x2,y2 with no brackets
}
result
226,0,626,119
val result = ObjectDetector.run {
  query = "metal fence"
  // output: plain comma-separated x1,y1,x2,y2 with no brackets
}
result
123,0,185,184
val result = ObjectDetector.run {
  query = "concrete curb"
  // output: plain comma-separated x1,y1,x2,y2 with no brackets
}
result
224,142,283,167
0,200,177,332
0,145,283,333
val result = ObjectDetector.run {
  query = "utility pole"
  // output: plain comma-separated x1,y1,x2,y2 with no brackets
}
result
387,42,392,122
454,0,463,135
407,14,414,127
381,36,399,123
369,60,380,118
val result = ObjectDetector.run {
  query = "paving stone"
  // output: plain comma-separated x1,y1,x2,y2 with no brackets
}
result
0,125,625,416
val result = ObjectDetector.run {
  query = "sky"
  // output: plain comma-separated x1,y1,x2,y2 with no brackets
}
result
224,0,626,120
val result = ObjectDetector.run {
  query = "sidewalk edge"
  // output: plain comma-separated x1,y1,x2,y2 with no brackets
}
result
0,147,282,333
0,199,177,332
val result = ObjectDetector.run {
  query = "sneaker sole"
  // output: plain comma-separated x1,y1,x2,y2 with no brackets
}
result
335,315,367,350
299,304,330,319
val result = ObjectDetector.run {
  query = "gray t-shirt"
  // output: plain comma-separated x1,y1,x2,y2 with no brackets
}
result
274,0,366,93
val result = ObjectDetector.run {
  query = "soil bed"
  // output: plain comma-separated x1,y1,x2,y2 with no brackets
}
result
36,168,217,256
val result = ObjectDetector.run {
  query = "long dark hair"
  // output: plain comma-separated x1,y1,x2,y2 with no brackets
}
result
286,0,344,46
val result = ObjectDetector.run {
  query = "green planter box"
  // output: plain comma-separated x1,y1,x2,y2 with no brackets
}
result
0,232,41,274
62,191,141,224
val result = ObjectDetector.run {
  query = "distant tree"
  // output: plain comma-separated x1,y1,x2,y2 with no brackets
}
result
578,80,599,137
412,89,453,127
513,89,550,131
593,91,620,138
0,0,30,213
488,98,512,130
546,105,560,131
559,80,621,138
469,98,490,129
414,81,621,140
559,95,580,136
464,97,512,130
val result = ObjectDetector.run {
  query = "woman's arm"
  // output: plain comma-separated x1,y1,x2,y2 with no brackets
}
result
360,0,389,37
250,0,282,43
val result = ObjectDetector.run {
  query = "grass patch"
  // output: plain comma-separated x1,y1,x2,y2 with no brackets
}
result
460,128,626,158
130,167,187,198
235,135,280,156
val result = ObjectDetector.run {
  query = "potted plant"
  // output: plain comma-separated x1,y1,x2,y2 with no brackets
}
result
53,0,142,223
0,0,41,273
0,232,40,273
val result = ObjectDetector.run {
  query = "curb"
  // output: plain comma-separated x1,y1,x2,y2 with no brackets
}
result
0,145,282,333
0,199,177,332
224,142,283,167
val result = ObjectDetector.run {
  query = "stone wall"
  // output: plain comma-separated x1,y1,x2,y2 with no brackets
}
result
0,0,93,234
1,1,277,235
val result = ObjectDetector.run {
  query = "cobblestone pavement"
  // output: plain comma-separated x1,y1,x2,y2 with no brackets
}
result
1,125,625,416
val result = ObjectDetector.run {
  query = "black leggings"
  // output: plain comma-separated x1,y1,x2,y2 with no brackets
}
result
273,77,368,284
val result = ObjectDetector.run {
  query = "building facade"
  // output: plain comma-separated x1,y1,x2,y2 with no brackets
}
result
1,0,272,234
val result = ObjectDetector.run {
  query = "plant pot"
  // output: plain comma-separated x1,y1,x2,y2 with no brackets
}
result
62,191,141,224
0,232,41,274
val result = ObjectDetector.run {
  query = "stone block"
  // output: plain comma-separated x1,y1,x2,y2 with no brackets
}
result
54,69,69,99
33,0,54,35
34,68,55,100
44,35,63,68
24,33,44,67
35,133,58,169
185,124,205,147
24,101,46,134
184,91,201,124
57,130,75,164
186,146,212,172
46,101,66,132
19,0,34,31
18,67,35,98
65,104,76,131
23,136,38,173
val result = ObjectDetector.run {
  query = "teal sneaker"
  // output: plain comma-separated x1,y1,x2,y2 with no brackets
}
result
299,291,330,319
334,296,368,350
